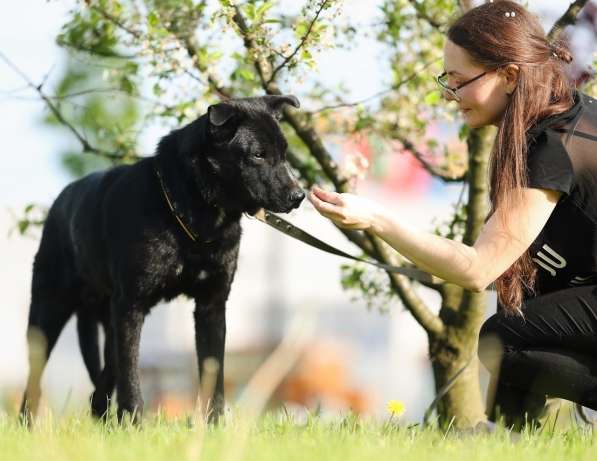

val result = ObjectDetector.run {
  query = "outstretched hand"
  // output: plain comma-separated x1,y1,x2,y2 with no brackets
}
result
307,185,384,231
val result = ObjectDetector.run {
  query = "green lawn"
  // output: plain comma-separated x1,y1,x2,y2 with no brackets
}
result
2,409,597,461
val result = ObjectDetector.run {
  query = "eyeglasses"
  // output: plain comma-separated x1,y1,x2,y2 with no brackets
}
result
436,70,493,101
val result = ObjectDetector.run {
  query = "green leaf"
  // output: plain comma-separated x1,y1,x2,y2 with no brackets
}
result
18,220,29,235
424,90,441,105
148,11,159,27
295,21,308,39
458,123,470,141
120,75,135,94
238,68,255,81
256,2,274,21
123,61,139,75
112,1,123,16
301,49,312,61
244,3,256,21
152,83,164,97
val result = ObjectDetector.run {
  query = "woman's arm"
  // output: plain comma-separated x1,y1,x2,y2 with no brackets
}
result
308,186,561,292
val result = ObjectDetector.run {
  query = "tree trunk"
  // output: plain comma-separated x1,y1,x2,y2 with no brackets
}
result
429,289,488,428
427,126,495,427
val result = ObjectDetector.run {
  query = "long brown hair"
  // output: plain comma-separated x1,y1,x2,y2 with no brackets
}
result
447,1,575,314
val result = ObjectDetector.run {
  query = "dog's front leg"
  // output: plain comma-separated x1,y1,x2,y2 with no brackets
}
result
111,298,145,424
194,282,229,423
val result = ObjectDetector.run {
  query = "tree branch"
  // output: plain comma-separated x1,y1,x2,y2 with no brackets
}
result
88,3,143,39
309,58,441,114
181,37,232,99
88,3,209,87
232,6,275,86
408,0,443,31
231,5,445,334
56,39,138,59
548,0,590,41
393,134,467,183
231,6,350,191
0,51,137,161
267,0,331,85
309,87,395,114
367,234,445,335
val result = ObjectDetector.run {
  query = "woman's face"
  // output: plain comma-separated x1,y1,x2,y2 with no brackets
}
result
442,39,513,128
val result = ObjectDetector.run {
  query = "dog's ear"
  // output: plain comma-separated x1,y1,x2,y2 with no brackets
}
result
264,95,300,119
208,102,237,127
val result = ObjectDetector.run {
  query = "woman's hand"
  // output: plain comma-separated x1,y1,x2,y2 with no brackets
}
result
307,185,385,231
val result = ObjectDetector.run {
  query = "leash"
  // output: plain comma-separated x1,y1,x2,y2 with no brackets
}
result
248,208,485,424
248,209,445,285
157,187,483,421
154,154,498,423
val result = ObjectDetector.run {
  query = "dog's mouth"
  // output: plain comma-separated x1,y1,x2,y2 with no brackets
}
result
245,200,303,215
247,204,300,216
263,201,304,214
244,188,305,215
246,206,263,216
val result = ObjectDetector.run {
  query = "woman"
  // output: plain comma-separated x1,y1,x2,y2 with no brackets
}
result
309,1,597,429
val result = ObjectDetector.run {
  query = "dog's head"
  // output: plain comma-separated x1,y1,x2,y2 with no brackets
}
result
199,95,305,214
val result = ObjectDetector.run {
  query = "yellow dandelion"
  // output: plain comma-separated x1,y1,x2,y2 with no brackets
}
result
386,400,405,417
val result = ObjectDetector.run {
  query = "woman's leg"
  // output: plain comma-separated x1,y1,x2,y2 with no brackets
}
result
478,284,597,427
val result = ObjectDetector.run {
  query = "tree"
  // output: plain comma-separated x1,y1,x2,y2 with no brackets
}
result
7,0,594,427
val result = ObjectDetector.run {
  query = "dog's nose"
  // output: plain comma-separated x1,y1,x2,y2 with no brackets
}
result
289,189,305,208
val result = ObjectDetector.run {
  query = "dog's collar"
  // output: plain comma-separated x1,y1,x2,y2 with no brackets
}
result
153,163,215,244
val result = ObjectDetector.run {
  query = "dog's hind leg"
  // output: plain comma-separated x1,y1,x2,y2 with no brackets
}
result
91,314,117,420
77,307,116,419
19,297,73,426
77,310,102,387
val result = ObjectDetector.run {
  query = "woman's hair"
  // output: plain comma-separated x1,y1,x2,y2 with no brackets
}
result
447,1,575,315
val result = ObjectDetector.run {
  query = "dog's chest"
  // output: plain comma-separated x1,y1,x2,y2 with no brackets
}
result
162,227,240,288
141,243,237,304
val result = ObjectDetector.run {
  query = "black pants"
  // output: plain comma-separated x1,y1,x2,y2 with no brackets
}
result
478,284,597,426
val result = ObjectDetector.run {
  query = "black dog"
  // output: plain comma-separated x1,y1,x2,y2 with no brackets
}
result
20,95,304,424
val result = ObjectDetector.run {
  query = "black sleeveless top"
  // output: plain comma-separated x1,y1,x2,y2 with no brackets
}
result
525,91,597,294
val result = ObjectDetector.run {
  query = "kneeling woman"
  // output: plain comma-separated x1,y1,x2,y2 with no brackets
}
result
309,1,597,428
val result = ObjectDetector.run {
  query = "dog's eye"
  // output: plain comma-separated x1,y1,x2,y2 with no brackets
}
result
253,152,265,160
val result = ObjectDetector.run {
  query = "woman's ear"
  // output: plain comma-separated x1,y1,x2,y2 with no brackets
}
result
500,64,520,95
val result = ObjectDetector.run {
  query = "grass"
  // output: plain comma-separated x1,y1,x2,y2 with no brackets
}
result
1,409,597,461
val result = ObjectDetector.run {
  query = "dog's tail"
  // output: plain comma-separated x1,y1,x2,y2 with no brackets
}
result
76,311,102,388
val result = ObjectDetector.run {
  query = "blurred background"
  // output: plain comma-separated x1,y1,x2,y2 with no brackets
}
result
1,0,596,424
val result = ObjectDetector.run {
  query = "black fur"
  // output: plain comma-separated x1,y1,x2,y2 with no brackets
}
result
20,95,304,424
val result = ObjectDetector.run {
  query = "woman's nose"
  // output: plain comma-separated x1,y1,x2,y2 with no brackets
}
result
442,88,460,102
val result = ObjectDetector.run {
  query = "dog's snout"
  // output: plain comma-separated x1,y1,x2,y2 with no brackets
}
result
289,189,305,208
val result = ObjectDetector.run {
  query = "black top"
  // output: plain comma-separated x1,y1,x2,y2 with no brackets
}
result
525,91,597,294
